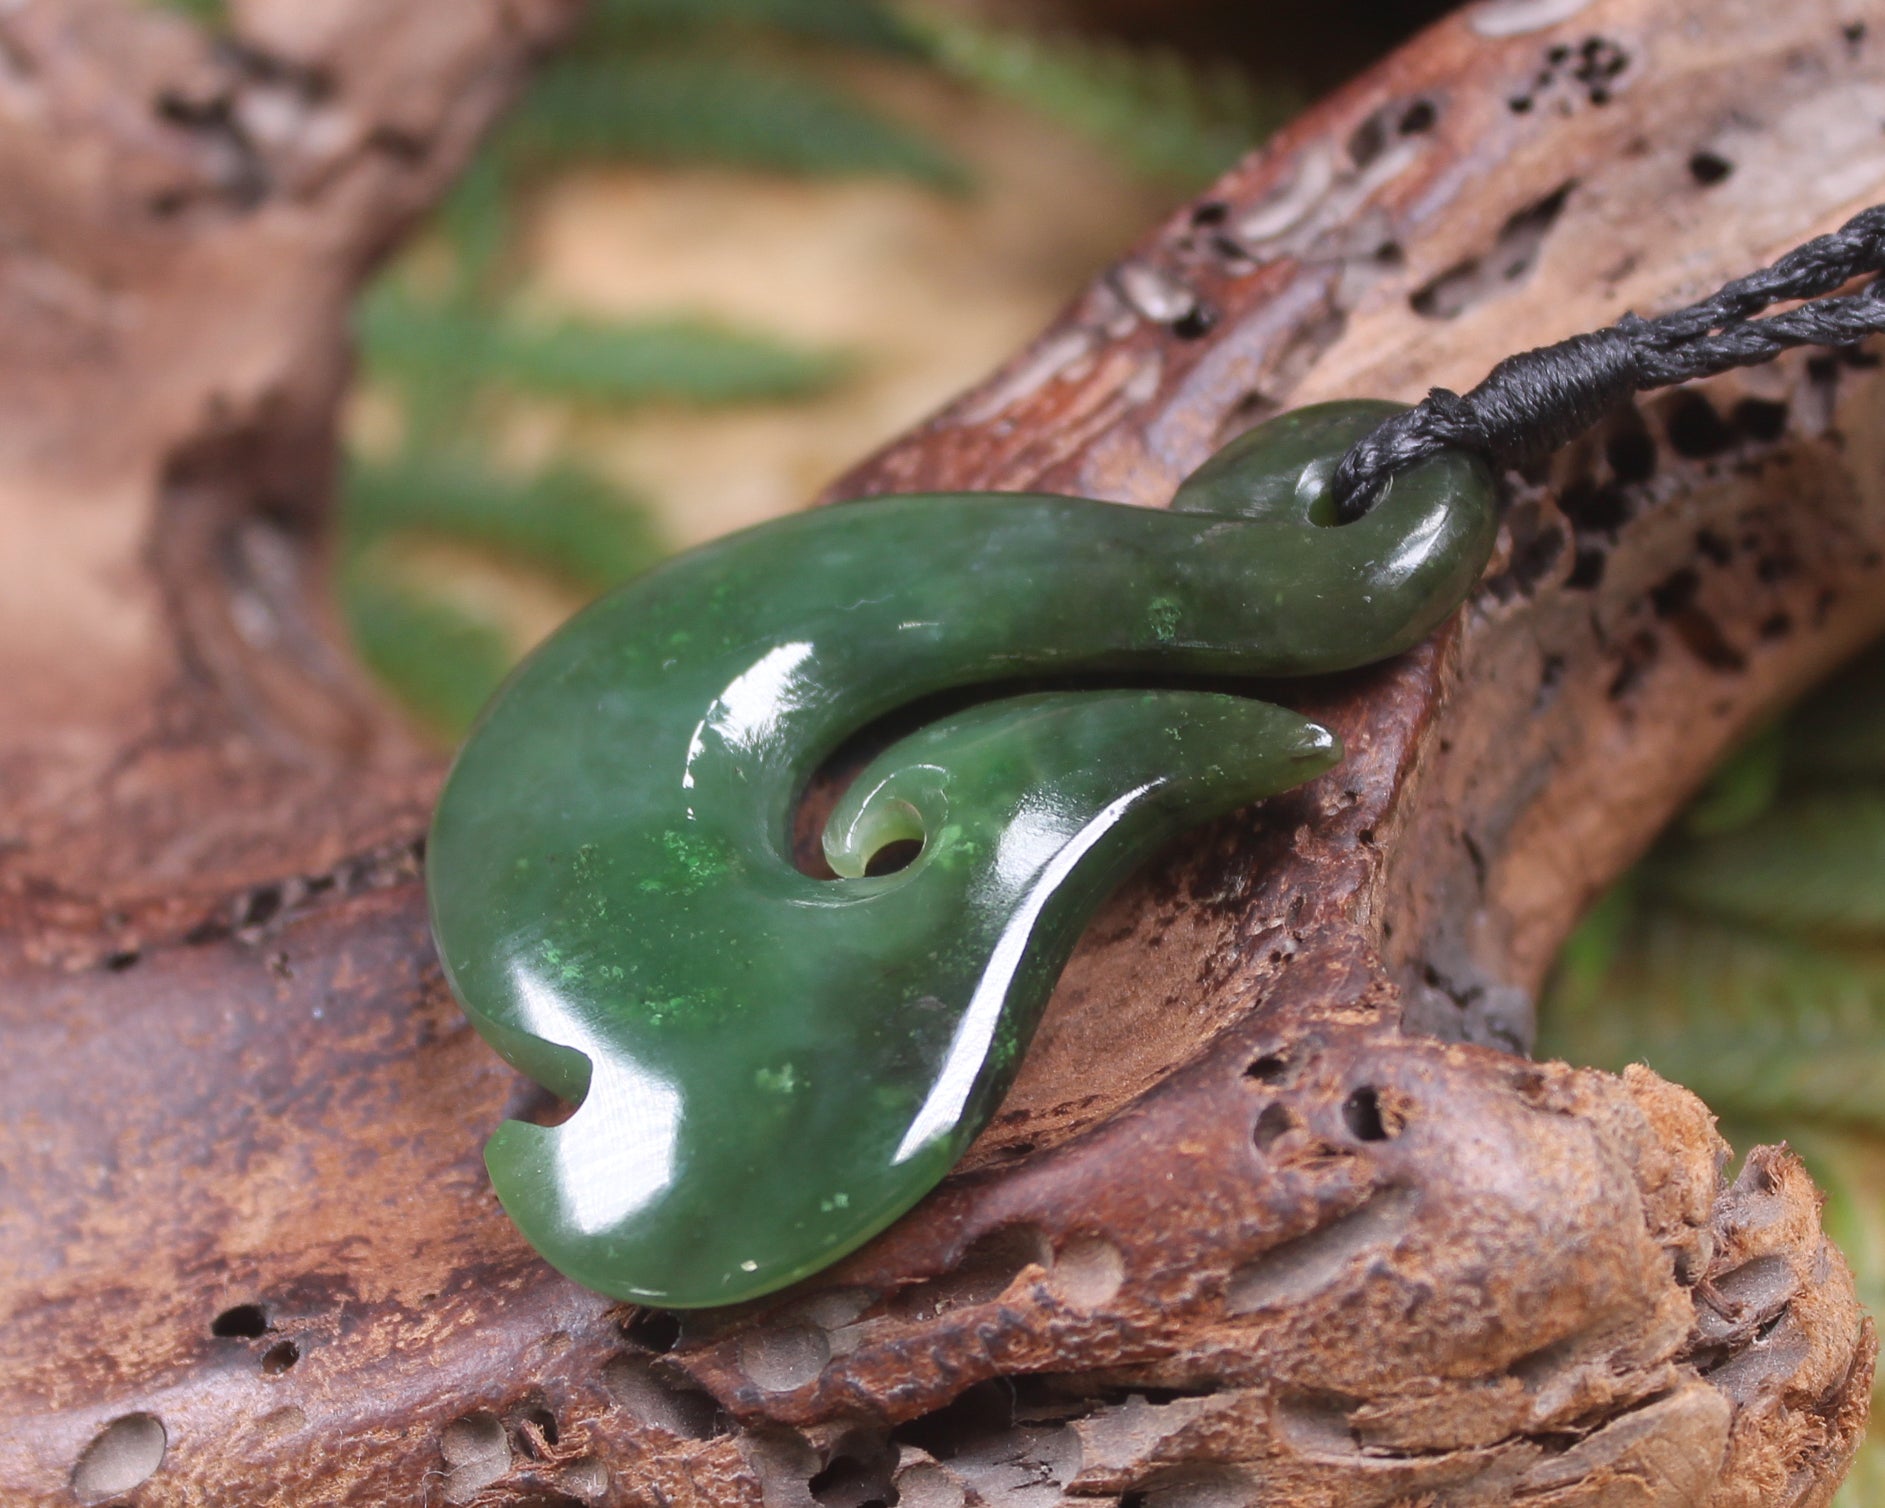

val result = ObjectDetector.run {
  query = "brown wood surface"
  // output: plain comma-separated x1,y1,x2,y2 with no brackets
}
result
1,0,1880,1504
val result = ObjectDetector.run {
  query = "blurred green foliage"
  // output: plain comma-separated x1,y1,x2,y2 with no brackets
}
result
902,8,1295,190
507,52,969,188
314,0,1294,738
343,452,667,594
360,287,852,426
1541,647,1885,1500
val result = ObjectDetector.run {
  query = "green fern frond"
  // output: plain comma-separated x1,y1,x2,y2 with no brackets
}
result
1786,642,1885,785
436,152,515,305
148,0,227,26
504,51,969,189
587,0,922,55
897,6,1293,189
1541,910,1885,1131
1643,792,1885,939
1682,723,1784,837
359,287,851,410
342,554,515,740
344,452,664,593
1629,1039,1885,1134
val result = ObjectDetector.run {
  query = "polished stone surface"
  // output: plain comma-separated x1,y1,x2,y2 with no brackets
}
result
427,401,1495,1306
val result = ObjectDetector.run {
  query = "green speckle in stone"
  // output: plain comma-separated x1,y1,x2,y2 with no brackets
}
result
426,401,1496,1308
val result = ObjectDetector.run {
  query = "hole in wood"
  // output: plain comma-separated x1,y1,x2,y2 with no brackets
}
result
1252,1102,1296,1150
439,1412,511,1503
603,1352,726,1439
623,1307,682,1353
1245,1052,1290,1084
211,1303,268,1338
1341,1087,1394,1141
71,1414,167,1505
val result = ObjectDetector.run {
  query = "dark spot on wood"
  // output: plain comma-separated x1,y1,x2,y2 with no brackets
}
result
184,916,231,946
1462,831,1488,889
1538,653,1566,699
1560,478,1630,535
365,125,429,163
1664,392,1735,459
1607,630,1660,699
239,884,282,929
1173,303,1218,340
1341,1087,1392,1142
623,1308,683,1353
1671,607,1747,673
1569,542,1605,587
1730,397,1789,443
1605,426,1658,484
211,1303,269,1338
1347,111,1389,168
1649,568,1700,618
1688,150,1734,186
1246,1053,1290,1085
1211,233,1252,263
1487,508,1565,599
1756,549,1799,584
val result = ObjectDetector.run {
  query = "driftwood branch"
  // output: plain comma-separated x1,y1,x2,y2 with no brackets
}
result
0,0,1878,1504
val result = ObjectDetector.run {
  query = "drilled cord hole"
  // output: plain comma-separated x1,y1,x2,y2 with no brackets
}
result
863,838,924,877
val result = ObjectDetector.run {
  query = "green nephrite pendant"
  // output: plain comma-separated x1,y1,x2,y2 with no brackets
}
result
427,401,1495,1307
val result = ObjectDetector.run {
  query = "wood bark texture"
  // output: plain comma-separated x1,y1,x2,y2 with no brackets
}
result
0,0,1880,1504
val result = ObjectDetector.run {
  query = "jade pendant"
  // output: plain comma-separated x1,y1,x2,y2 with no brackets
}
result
426,402,1495,1307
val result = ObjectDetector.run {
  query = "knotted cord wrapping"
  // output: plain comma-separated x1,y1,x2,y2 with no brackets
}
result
1332,204,1885,520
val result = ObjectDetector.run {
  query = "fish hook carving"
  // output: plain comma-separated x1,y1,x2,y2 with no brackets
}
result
427,401,1495,1306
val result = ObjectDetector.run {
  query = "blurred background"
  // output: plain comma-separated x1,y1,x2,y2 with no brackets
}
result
179,0,1883,1494
325,0,1450,736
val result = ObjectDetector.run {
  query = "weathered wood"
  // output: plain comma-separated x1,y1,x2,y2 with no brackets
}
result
0,0,1878,1504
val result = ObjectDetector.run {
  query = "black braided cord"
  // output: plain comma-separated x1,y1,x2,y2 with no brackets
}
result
1330,204,1885,521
